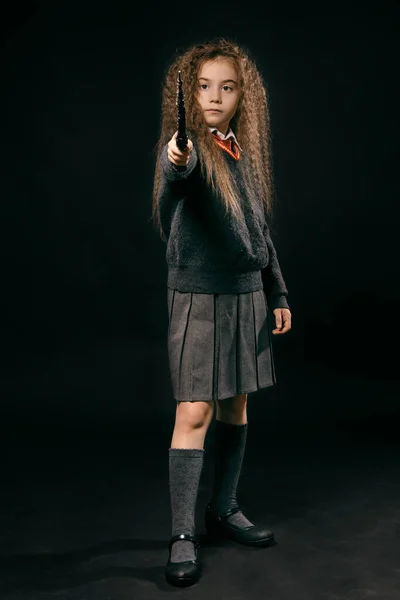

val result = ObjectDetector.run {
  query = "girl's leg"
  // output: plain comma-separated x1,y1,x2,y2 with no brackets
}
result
215,392,248,425
210,393,255,528
171,399,214,449
168,400,214,563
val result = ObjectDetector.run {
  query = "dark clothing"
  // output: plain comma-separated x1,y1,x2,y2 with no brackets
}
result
167,287,276,401
158,139,290,312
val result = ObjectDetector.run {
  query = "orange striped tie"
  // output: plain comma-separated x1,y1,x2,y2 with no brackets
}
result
212,131,240,160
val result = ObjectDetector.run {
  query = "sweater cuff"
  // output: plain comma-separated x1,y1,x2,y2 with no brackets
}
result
266,293,290,312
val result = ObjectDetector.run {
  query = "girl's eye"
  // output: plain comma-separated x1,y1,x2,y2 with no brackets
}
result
199,84,233,91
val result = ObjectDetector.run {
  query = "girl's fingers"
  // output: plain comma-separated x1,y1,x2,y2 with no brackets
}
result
169,148,186,160
169,142,190,157
168,146,191,161
168,150,189,166
168,148,187,162
167,134,192,164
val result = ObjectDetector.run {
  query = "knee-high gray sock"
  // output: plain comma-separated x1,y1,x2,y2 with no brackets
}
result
210,420,254,529
169,447,204,563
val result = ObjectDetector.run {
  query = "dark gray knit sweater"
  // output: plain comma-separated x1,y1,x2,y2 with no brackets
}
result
158,139,290,312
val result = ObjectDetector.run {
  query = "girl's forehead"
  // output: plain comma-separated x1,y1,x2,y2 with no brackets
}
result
198,58,237,78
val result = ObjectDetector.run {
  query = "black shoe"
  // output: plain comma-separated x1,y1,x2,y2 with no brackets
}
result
165,533,201,587
205,503,275,547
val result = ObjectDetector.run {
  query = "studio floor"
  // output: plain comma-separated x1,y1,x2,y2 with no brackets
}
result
0,347,398,599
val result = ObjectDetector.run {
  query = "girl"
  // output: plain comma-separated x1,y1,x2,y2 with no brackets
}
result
152,38,291,587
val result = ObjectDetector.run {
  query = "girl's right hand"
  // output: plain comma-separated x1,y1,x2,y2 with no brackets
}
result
167,131,193,166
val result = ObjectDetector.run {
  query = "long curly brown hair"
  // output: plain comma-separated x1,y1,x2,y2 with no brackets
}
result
151,38,276,242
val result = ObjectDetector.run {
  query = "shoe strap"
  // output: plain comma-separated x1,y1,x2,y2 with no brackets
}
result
219,506,241,520
207,503,241,521
169,533,200,552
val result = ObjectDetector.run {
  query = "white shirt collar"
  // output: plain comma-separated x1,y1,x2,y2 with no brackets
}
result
209,127,243,151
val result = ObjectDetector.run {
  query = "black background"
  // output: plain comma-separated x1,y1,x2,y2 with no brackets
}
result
0,1,398,436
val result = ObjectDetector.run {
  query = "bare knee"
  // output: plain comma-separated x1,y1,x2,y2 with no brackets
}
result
175,400,214,431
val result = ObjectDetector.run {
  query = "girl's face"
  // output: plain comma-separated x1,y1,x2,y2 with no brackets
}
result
196,57,240,136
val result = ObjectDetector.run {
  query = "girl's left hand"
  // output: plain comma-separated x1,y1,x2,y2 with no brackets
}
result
272,308,292,335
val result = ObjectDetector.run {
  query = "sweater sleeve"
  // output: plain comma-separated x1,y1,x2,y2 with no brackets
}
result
159,142,198,183
261,223,290,312
157,142,200,240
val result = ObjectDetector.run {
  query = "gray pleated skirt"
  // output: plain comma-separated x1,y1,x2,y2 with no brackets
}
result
167,287,277,402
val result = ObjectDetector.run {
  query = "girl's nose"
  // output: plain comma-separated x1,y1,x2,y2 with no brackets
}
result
210,89,221,103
